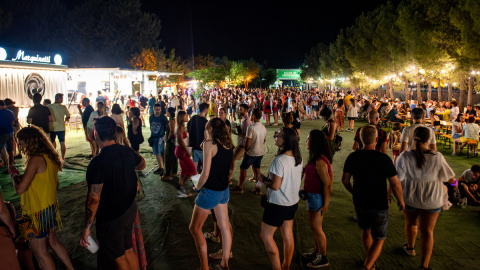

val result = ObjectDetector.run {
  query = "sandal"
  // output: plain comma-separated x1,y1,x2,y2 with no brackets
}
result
403,243,416,256
204,232,220,243
251,187,262,195
209,262,229,269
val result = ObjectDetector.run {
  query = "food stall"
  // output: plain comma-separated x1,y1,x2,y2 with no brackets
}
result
66,68,183,100
0,46,68,126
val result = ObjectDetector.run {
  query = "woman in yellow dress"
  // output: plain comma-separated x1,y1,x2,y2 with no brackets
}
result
11,125,73,270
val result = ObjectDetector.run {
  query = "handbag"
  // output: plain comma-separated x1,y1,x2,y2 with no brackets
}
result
17,216,40,240
148,137,155,147
334,128,343,152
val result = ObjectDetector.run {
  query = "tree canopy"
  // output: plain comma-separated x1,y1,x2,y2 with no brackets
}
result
0,0,161,67
301,0,480,107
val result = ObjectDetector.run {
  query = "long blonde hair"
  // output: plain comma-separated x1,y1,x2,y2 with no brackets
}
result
16,125,62,171
115,125,130,147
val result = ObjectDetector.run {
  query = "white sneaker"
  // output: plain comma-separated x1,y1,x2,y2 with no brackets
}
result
177,187,189,198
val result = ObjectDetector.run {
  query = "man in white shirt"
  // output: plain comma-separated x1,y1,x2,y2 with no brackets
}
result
231,108,266,194
48,93,70,161
399,108,437,153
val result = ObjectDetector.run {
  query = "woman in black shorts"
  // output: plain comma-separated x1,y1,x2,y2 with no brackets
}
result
259,127,303,270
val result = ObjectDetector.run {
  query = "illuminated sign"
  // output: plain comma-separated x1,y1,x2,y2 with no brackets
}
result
0,46,63,65
0,48,6,61
277,69,301,80
12,50,51,63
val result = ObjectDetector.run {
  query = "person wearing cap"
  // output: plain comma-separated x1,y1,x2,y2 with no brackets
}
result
96,90,107,104
47,94,70,162
0,100,16,172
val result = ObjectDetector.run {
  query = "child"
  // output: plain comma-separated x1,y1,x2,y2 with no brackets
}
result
388,122,402,162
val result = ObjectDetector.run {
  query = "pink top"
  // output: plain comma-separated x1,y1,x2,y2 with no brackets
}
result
304,157,332,194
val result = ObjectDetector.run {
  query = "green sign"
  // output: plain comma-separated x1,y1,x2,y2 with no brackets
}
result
277,69,301,80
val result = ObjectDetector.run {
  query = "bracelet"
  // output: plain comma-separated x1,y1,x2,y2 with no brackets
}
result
450,179,458,186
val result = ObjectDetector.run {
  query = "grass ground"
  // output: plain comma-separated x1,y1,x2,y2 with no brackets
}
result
1,117,479,270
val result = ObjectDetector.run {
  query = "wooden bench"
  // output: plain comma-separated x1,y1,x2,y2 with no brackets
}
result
386,121,408,129
442,134,452,149
466,139,479,158
434,132,442,141
380,118,388,128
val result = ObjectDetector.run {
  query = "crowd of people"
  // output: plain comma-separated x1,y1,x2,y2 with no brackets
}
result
0,86,479,270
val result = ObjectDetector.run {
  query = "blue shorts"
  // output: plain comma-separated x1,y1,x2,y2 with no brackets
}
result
313,105,319,112
355,208,389,240
306,106,312,114
195,187,229,210
193,150,203,163
240,154,263,169
186,107,193,115
404,204,442,213
0,133,14,153
452,134,462,139
50,131,66,143
307,193,323,212
152,138,165,156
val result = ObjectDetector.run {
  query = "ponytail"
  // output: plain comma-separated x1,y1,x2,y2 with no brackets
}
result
412,127,434,169
414,137,426,169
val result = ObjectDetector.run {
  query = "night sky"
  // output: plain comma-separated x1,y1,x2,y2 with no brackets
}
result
143,0,400,68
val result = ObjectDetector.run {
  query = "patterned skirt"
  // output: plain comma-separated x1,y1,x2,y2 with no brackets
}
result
132,210,147,270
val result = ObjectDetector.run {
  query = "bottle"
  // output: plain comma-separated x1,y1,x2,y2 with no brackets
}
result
454,189,461,204
461,197,467,208
256,180,263,188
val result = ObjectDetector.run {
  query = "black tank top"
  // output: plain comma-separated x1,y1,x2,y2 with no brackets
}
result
203,141,234,191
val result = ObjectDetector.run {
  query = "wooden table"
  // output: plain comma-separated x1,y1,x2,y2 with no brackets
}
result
440,121,453,134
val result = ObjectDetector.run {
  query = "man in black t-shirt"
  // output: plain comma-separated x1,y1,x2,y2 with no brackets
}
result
352,109,388,154
77,98,95,158
187,102,209,171
465,104,475,117
342,125,404,270
80,116,145,269
27,93,52,134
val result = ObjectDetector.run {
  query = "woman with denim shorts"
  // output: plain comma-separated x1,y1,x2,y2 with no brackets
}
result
301,129,333,268
395,127,456,270
190,118,234,270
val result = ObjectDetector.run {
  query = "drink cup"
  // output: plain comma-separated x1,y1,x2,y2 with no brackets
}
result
86,236,99,253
